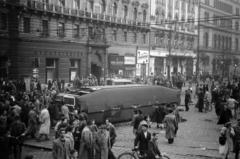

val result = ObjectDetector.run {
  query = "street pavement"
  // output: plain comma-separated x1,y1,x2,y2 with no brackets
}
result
22,84,234,159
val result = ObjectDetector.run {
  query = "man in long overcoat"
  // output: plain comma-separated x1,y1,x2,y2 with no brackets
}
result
79,123,93,159
163,109,178,144
52,129,72,159
38,105,50,141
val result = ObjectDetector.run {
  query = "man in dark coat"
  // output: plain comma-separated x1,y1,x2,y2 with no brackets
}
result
198,88,204,112
185,89,191,111
218,104,232,125
233,119,240,159
9,116,26,159
0,126,10,159
133,110,144,135
134,121,151,157
148,133,161,159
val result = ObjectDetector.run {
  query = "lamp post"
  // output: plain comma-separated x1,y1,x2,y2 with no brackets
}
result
234,64,237,80
220,60,224,80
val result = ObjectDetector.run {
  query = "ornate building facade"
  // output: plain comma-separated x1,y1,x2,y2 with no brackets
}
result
0,0,149,83
199,0,240,79
141,0,198,80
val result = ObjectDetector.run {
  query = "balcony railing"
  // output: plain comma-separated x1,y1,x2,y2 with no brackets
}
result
36,1,44,10
55,5,62,13
71,9,78,16
46,3,54,12
22,2,150,28
63,8,69,15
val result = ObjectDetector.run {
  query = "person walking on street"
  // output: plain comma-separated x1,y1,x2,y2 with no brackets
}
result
25,104,38,138
106,119,117,148
134,121,151,157
79,122,93,159
219,122,234,159
198,88,204,112
9,116,26,159
163,109,178,144
38,105,51,141
52,129,72,159
148,133,161,159
185,89,191,111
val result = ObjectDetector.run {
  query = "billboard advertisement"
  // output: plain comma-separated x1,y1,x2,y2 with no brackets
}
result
137,50,149,64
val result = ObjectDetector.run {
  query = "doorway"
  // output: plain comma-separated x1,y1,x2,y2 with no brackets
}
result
91,63,102,84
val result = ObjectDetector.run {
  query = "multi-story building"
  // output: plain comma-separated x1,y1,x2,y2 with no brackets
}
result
137,0,198,80
199,0,240,78
0,0,150,83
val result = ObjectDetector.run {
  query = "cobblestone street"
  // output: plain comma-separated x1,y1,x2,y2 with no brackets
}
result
22,85,235,159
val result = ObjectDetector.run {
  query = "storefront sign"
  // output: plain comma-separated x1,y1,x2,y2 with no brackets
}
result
137,50,149,64
109,55,124,66
124,56,136,65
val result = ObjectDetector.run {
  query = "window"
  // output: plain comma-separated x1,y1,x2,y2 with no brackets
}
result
101,0,106,13
73,24,79,38
143,34,146,44
88,26,93,39
42,20,49,37
236,8,239,16
60,0,65,7
204,12,209,23
23,17,30,33
205,0,209,5
236,38,239,51
218,35,221,48
46,58,55,67
124,5,128,19
124,31,127,42
113,2,117,15
213,34,217,48
133,33,137,43
143,10,147,23
70,59,80,81
46,58,58,83
57,22,65,37
204,32,209,48
134,8,138,20
113,30,117,41
0,13,7,30
236,21,239,31
222,36,225,50
226,36,228,50
229,37,232,50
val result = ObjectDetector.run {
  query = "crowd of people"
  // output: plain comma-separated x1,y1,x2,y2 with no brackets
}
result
186,78,240,159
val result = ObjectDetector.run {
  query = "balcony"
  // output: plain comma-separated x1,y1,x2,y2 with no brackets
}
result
36,2,44,10
71,9,78,16
63,8,69,15
55,5,62,14
45,3,54,12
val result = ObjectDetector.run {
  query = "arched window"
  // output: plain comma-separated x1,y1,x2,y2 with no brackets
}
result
124,5,128,19
113,2,117,15
134,8,138,20
143,10,147,23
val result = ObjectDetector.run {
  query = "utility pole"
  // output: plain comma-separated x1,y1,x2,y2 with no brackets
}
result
196,0,201,82
167,21,177,80
148,0,152,78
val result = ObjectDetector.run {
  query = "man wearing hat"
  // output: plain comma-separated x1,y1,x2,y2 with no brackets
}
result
134,121,151,157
